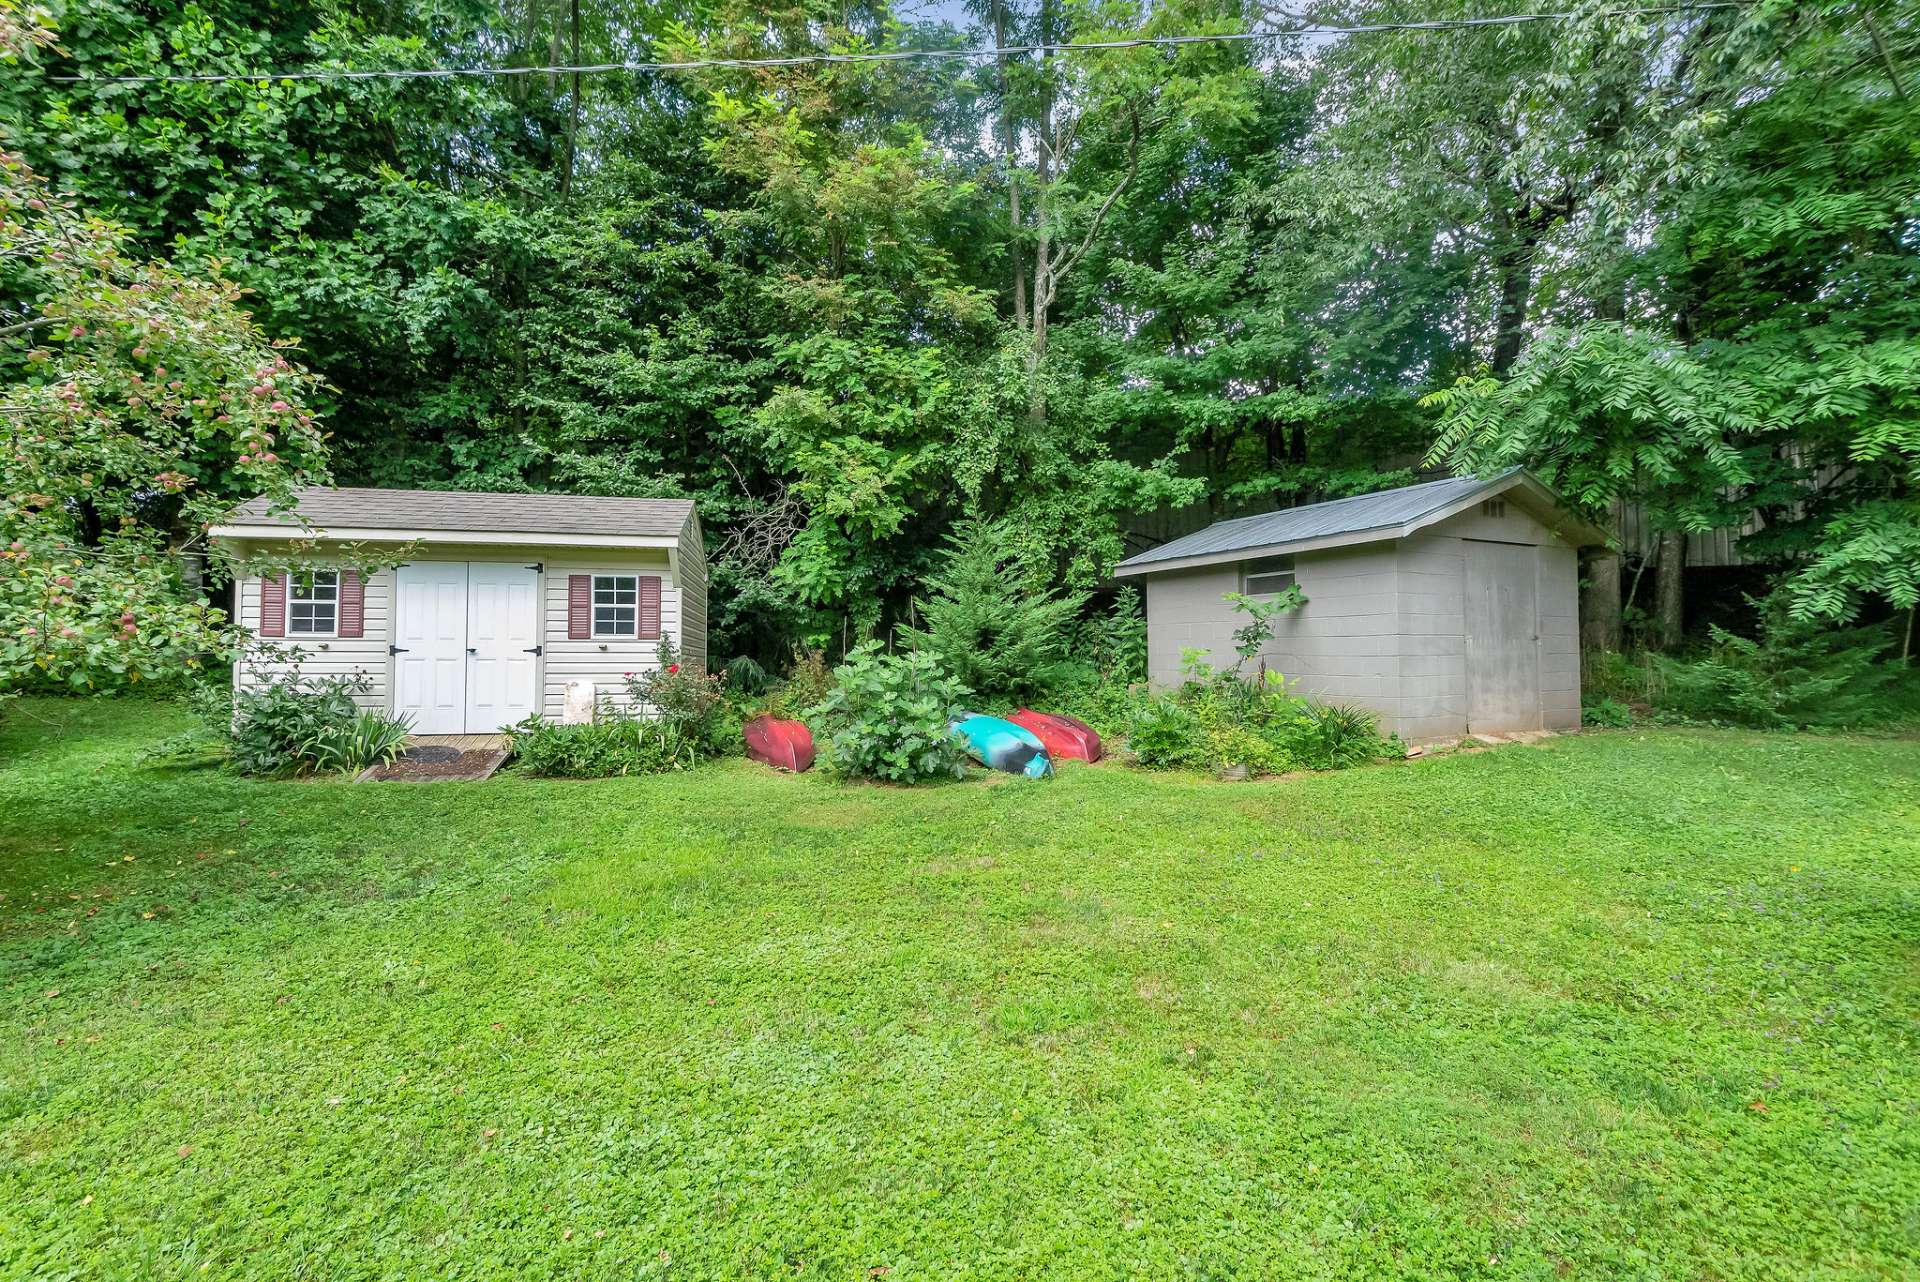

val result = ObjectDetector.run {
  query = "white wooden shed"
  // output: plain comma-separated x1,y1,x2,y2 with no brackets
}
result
210,487,707,735
1115,470,1606,743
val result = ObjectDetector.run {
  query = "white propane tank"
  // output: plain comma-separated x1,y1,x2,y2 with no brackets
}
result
563,679,596,725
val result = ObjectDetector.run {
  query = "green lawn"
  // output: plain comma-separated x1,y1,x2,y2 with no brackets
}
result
2,700,1917,1280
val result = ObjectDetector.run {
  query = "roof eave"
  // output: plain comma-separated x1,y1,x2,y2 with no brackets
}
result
207,523,686,550
1113,469,1609,577
1114,522,1411,576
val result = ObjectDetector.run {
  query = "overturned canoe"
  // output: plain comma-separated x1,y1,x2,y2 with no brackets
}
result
744,714,815,772
951,713,1053,779
1008,709,1103,763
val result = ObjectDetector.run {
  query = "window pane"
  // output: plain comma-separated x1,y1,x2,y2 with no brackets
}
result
289,601,335,634
1245,573,1295,596
595,575,638,605
292,570,338,602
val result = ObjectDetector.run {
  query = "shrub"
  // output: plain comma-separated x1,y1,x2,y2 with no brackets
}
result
1065,586,1148,684
1050,672,1151,745
722,655,769,694
1285,703,1397,770
763,647,834,722
1655,595,1901,730
809,642,969,783
622,637,731,757
1582,696,1634,728
1125,697,1203,769
1123,666,1398,775
506,712,698,778
896,520,1087,704
225,658,368,775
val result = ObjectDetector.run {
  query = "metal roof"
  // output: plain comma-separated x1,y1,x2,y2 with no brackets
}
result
1114,469,1597,575
218,486,696,540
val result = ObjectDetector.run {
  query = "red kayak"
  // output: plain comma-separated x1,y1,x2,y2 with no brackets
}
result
1009,709,1102,763
743,714,815,772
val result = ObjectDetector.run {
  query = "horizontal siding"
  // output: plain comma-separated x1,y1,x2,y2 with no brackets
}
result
540,554,679,719
677,512,708,670
229,541,695,726
235,570,392,711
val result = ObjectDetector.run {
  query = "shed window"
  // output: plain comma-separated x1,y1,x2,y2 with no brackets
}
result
288,571,338,636
1241,556,1296,597
592,575,638,637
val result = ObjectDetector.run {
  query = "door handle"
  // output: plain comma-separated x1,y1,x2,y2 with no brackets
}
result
466,647,477,655
389,645,409,654
523,645,542,656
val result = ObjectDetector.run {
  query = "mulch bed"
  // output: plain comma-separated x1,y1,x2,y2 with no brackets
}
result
358,746,508,784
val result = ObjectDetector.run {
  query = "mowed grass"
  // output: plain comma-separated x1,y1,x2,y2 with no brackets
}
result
1,700,1917,1281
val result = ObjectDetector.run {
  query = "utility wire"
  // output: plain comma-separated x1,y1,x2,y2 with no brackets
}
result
48,5,1741,85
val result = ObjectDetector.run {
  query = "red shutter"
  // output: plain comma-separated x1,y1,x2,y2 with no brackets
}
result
337,568,364,638
568,574,592,639
638,575,661,640
259,574,286,637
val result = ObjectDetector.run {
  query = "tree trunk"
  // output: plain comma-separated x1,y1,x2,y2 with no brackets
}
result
1653,528,1686,651
560,0,581,198
1580,546,1623,654
1490,239,1534,375
993,0,1026,332
1029,0,1055,366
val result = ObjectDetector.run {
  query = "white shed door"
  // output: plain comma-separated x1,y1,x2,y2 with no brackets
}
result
465,563,540,732
1464,540,1542,734
394,562,470,734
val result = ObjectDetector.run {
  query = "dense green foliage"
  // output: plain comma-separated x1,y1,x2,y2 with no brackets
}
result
897,521,1087,704
505,713,705,777
1655,601,1906,731
222,663,401,775
3,0,1916,666
0,98,327,690
809,641,969,782
6,699,1919,1275
1113,660,1400,774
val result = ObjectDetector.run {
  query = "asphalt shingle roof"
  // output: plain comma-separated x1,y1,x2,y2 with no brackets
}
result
1116,470,1522,572
224,487,695,539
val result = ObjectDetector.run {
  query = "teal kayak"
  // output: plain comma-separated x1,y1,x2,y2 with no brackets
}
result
951,713,1053,778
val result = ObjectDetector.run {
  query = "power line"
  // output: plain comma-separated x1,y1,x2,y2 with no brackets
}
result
48,6,1741,86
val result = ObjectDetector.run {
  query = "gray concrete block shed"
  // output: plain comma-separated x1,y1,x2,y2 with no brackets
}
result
1114,470,1607,743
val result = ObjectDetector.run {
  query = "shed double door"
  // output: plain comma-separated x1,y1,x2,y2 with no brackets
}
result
1463,540,1542,734
393,562,540,734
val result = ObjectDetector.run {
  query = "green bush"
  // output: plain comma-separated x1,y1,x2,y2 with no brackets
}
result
1655,596,1902,730
1049,672,1151,746
1120,665,1398,775
506,713,699,778
896,520,1087,704
762,647,835,723
809,642,969,783
621,638,732,757
1582,696,1634,728
223,659,369,776
1125,697,1202,769
1285,702,1397,770
1065,586,1148,685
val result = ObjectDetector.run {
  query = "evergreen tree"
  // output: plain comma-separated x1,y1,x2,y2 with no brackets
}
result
896,521,1087,704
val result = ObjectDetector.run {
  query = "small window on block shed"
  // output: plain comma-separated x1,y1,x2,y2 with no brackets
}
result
1241,556,1296,597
